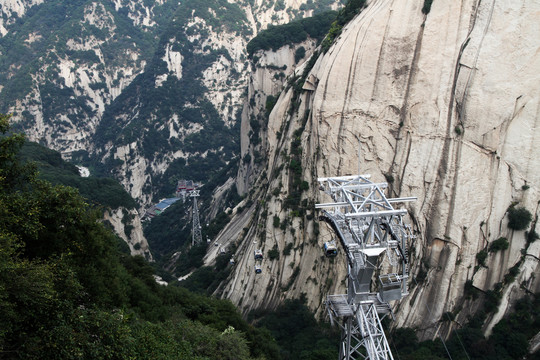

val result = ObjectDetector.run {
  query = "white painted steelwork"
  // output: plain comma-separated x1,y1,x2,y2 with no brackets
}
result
317,174,415,360
190,190,202,246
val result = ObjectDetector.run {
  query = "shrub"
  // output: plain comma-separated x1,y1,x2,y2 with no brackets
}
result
265,95,277,115
507,207,532,230
504,265,520,284
422,0,434,14
440,311,455,322
476,249,488,267
273,215,280,228
526,230,539,244
294,46,305,63
484,288,502,313
415,267,428,283
246,11,337,56
268,246,280,260
282,243,293,256
489,237,509,252
464,279,479,299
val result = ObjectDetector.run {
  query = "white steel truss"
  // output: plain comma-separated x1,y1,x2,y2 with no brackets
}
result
190,190,202,246
317,175,415,360
334,303,394,360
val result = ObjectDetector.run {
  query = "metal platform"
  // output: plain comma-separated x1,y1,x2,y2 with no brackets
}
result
327,294,354,318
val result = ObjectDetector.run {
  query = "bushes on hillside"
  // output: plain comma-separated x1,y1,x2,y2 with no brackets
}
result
507,206,533,231
0,114,275,359
247,11,337,56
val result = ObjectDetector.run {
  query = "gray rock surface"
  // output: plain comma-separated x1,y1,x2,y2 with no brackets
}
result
218,0,540,338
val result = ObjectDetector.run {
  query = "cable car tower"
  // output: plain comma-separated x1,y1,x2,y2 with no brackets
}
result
190,190,202,246
316,174,415,360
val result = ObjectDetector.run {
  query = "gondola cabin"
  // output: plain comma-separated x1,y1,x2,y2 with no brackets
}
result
255,264,262,274
379,273,402,302
254,249,263,260
324,241,338,257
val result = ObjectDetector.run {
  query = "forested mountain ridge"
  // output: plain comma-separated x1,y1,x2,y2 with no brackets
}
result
0,113,341,359
0,0,344,207
17,140,153,259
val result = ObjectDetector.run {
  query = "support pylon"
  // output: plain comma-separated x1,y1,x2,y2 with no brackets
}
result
190,190,202,246
317,174,415,360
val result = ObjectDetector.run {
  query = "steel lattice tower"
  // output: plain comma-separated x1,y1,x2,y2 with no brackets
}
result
190,190,202,246
316,175,415,360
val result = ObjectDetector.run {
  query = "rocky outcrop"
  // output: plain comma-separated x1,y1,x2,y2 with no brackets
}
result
214,0,540,339
95,0,340,207
0,0,44,36
237,39,319,194
5,1,147,157
103,207,153,261
110,0,166,28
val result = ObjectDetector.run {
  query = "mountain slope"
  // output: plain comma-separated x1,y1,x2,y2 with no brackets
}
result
210,0,540,341
18,140,152,259
1,0,344,208
0,115,283,359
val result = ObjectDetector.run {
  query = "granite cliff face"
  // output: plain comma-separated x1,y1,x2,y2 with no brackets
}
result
210,0,540,339
2,1,154,154
104,207,153,260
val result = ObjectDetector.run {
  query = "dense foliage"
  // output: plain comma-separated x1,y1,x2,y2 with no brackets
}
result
507,206,533,231
247,11,338,56
17,141,137,209
321,0,366,52
0,114,341,360
143,155,242,270
0,115,275,359
250,297,339,360
391,294,540,359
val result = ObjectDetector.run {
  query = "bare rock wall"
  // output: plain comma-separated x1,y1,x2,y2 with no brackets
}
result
220,0,540,338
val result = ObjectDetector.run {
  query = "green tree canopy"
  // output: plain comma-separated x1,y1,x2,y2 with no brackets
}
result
247,11,337,56
0,114,273,359
507,206,533,231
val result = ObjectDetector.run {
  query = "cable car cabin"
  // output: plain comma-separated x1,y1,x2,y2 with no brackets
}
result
379,273,402,302
324,241,338,257
254,249,263,260
255,264,262,274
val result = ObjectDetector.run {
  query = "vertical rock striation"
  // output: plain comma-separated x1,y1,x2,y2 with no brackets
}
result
103,207,153,261
223,0,540,338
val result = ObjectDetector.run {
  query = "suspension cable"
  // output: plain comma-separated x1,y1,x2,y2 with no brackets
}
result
410,276,454,360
